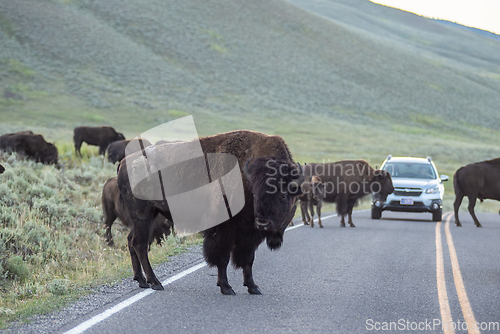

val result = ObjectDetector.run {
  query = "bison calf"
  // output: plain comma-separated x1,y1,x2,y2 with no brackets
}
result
296,176,324,228
102,177,172,247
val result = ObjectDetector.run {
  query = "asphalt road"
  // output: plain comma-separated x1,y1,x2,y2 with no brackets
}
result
59,210,500,334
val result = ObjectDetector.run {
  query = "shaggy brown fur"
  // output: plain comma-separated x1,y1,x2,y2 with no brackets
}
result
454,158,500,227
0,132,58,165
305,160,393,227
117,130,303,294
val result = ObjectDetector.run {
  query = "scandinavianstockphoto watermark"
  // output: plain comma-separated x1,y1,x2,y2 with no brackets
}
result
263,159,384,195
365,318,500,331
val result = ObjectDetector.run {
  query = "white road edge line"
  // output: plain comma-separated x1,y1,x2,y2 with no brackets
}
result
64,210,367,333
63,262,206,334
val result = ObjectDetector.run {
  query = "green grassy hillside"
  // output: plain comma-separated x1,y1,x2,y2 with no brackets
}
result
1,0,500,327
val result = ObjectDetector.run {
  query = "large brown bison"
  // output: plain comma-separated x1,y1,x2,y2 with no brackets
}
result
73,126,125,156
305,160,394,227
453,158,500,227
0,130,34,146
0,132,58,165
106,139,152,164
117,130,303,295
102,177,172,246
295,175,325,228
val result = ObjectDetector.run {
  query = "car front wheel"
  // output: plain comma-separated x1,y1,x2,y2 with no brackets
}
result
371,208,382,219
432,209,442,222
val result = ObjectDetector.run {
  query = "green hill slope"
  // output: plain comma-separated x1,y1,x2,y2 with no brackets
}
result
0,0,499,175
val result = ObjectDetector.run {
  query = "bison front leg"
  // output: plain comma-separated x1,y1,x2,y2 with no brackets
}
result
203,231,235,295
316,202,323,228
467,196,482,227
130,226,163,290
454,194,464,227
308,200,315,228
233,247,261,295
300,200,310,225
347,203,356,227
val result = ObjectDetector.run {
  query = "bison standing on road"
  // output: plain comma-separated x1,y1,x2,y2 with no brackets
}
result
117,130,303,295
73,126,125,156
305,160,394,227
0,132,58,165
102,177,172,246
296,175,325,228
106,139,152,164
453,158,500,227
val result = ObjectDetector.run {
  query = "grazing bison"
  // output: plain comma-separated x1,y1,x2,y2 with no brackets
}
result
117,130,303,294
102,177,172,246
0,133,58,165
0,130,34,146
295,175,325,228
453,158,500,227
106,139,152,164
305,160,394,227
73,126,125,156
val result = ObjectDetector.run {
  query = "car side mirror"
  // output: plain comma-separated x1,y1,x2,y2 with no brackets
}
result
440,175,449,182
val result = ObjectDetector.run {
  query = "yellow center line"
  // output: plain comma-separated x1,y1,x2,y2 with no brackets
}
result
436,212,455,334
445,214,481,334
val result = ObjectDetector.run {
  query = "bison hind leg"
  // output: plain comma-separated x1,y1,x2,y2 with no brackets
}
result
467,196,482,227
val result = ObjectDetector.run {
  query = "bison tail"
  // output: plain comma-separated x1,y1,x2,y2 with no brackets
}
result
453,168,464,196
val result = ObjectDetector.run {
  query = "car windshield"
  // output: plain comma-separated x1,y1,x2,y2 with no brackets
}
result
383,162,436,179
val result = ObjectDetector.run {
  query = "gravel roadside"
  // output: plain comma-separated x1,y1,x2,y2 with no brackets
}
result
2,244,204,334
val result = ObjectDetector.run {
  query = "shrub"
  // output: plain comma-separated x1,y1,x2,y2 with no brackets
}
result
47,279,69,295
5,256,30,281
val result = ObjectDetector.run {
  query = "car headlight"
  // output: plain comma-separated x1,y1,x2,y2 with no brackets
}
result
426,186,440,194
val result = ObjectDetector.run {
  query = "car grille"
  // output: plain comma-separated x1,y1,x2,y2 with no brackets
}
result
394,188,422,197
389,200,426,207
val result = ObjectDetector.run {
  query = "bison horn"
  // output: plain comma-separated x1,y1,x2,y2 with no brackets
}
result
243,159,253,181
292,162,304,180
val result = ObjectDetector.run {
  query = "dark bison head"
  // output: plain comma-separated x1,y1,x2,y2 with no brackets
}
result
244,157,303,250
42,143,58,165
372,170,394,202
116,133,125,141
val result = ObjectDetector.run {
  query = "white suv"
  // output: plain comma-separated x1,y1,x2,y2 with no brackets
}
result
371,156,449,221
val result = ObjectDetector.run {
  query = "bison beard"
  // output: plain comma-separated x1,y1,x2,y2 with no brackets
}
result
117,130,303,295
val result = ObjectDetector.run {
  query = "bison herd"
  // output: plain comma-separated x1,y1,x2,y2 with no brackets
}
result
0,125,498,295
